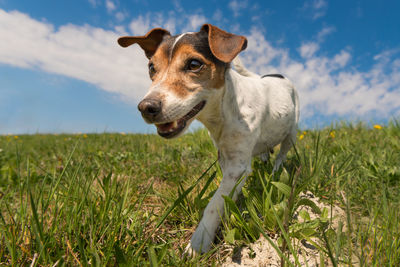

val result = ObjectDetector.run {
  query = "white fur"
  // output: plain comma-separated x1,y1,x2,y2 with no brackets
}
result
185,57,299,254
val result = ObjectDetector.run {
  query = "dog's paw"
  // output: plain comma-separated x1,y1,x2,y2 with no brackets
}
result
183,242,199,258
186,223,213,255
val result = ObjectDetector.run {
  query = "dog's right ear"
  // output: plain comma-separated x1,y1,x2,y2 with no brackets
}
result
118,28,170,59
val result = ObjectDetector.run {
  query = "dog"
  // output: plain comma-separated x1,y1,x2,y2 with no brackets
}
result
118,24,299,254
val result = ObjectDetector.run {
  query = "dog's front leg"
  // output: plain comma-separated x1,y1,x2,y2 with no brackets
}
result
186,151,252,254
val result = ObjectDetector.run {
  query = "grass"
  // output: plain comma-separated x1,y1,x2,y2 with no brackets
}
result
0,121,399,266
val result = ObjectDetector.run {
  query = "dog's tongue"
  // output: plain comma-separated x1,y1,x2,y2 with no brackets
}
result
156,121,177,132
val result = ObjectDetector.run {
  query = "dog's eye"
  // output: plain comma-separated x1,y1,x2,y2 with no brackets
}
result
187,59,203,72
148,63,156,75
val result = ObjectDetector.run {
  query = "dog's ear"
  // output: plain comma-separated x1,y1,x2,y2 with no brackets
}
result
118,28,170,59
200,24,247,63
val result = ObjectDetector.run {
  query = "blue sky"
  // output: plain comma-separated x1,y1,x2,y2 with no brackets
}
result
1,0,400,134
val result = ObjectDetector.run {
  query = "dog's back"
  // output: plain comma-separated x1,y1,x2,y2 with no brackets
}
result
229,58,299,157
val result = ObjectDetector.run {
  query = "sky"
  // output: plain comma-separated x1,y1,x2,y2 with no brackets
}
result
1,0,400,134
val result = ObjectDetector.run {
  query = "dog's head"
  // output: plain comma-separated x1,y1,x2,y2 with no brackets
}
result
118,24,247,138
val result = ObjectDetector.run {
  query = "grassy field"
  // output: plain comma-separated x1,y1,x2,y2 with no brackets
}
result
0,121,399,266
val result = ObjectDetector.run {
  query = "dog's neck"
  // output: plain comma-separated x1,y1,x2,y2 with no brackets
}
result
196,67,243,145
196,85,224,142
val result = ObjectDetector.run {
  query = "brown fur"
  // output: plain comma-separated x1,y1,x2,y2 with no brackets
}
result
150,43,226,98
149,43,170,80
201,24,247,63
118,28,170,58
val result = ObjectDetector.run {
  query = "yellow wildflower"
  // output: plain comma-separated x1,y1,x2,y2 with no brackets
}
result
330,131,335,138
83,134,88,138
299,134,304,140
302,131,307,135
14,135,19,139
373,124,382,130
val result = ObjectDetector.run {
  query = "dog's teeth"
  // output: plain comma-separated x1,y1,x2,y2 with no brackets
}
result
168,121,177,131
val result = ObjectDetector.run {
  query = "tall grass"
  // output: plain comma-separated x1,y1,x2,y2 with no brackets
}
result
0,121,399,266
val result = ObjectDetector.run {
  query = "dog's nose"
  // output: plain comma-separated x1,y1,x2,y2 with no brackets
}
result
138,98,162,118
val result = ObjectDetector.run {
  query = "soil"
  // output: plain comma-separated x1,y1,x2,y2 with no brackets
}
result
222,192,347,267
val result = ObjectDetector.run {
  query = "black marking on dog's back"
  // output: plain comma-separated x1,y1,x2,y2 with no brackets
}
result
261,74,285,79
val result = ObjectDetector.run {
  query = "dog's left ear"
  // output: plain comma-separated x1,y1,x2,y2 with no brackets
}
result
118,28,171,59
200,24,247,63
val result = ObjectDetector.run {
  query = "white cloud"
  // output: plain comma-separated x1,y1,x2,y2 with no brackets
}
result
299,42,319,58
241,27,400,121
129,14,177,35
182,14,207,32
88,0,99,7
115,11,126,22
317,26,335,42
103,0,127,22
229,0,248,17
105,0,116,13
241,27,288,71
129,15,151,35
302,0,328,20
172,0,184,13
313,0,327,10
128,12,206,36
0,9,208,106
0,9,149,102
1,8,399,124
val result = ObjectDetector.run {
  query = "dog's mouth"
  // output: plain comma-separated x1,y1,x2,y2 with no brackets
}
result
155,101,206,138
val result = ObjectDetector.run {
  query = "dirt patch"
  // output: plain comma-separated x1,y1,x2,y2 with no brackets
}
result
222,192,347,267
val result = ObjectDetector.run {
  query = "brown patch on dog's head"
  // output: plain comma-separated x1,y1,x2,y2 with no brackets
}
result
147,41,171,81
150,42,227,98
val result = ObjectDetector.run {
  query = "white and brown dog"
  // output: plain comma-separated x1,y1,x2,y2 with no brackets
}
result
118,24,299,254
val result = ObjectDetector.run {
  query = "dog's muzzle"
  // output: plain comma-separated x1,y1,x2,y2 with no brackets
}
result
137,98,206,139
155,101,206,138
